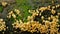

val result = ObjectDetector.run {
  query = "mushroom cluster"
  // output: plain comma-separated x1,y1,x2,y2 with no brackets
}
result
0,19,6,31
12,4,60,34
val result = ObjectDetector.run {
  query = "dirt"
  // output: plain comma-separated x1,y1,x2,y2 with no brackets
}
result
0,0,16,3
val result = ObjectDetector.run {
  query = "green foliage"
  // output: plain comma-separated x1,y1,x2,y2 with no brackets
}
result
15,0,32,22
0,5,3,13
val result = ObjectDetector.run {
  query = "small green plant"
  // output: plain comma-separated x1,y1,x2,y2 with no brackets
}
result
0,5,3,13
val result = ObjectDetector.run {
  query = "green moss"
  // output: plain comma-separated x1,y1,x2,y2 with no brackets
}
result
0,5,3,13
